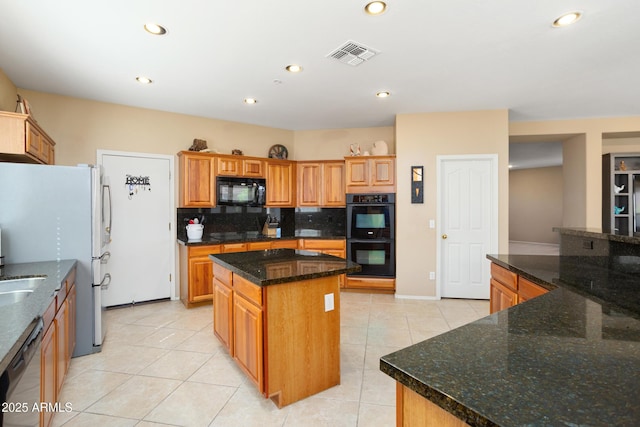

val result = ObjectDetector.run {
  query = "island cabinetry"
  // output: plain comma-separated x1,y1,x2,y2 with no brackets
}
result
489,263,550,313
397,384,470,427
211,259,342,407
297,161,346,207
0,111,56,164
41,266,77,427
179,244,221,307
216,155,264,178
212,263,234,352
178,151,216,207
266,159,296,207
345,155,395,193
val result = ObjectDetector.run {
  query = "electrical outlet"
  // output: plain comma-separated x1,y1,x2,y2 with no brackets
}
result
429,272,436,280
324,293,334,312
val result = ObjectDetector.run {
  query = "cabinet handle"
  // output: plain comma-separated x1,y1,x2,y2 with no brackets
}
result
442,234,448,239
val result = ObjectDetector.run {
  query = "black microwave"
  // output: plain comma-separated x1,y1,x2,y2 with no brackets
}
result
217,177,266,206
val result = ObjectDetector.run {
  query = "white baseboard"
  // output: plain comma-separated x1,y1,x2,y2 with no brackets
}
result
394,294,440,301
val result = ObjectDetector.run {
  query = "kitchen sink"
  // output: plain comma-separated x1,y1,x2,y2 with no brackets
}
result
0,289,34,307
0,277,46,306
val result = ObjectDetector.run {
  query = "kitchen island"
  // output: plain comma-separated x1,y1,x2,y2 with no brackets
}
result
381,249,640,426
209,249,360,407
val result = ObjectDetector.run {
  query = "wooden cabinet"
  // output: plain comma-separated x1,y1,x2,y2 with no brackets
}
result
40,266,76,427
266,159,296,207
0,111,56,164
299,239,346,258
489,263,550,314
222,242,248,253
297,161,345,207
345,276,395,292
178,151,216,207
217,155,265,178
271,239,299,249
232,275,264,390
247,241,272,251
213,280,233,352
345,155,395,193
179,244,221,306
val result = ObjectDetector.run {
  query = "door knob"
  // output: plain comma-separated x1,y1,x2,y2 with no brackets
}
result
442,234,448,239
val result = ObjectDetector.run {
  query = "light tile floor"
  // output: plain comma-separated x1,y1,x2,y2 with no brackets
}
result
53,293,489,427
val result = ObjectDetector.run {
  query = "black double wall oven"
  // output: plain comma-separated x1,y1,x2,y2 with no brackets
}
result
346,193,395,277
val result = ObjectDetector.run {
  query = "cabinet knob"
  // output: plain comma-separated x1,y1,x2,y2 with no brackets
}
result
442,234,448,239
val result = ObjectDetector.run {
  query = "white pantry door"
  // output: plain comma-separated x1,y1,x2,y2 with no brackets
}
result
99,151,174,306
438,155,497,299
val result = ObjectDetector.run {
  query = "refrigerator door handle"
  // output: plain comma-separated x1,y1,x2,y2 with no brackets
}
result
98,251,111,263
93,273,111,289
103,184,112,243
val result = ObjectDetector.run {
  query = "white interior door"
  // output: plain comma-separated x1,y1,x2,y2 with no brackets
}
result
438,155,497,299
99,151,174,306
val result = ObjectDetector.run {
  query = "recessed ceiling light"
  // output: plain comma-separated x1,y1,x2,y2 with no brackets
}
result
552,12,582,27
136,76,153,84
244,98,258,105
376,91,390,98
144,23,167,35
364,1,387,15
285,64,303,73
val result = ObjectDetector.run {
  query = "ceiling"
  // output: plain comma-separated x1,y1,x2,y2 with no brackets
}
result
1,1,639,132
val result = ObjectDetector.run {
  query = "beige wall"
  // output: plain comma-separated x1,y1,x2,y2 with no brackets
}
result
395,110,509,298
510,117,640,229
602,137,640,154
0,69,18,112
509,167,563,244
293,127,395,160
17,89,294,166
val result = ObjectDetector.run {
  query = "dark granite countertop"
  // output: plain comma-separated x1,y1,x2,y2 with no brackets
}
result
177,232,345,246
0,260,77,373
554,226,640,245
381,254,640,427
209,249,360,286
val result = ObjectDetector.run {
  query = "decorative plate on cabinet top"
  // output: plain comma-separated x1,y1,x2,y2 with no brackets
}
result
268,144,288,159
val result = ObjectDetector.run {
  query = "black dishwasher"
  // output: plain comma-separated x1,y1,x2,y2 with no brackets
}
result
0,319,43,427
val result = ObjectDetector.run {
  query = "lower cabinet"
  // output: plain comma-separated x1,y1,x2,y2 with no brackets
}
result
233,292,263,389
41,266,76,427
179,244,221,307
489,263,550,314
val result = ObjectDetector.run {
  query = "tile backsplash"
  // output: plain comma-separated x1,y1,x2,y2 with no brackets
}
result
177,207,345,239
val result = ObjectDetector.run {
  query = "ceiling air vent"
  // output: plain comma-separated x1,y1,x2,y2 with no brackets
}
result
326,40,380,67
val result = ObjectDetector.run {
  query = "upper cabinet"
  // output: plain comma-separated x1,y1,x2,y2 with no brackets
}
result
297,161,346,207
265,159,296,207
0,111,56,164
217,155,264,178
178,151,216,207
345,155,396,193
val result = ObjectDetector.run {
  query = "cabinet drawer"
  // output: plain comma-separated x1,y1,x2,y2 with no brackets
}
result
271,239,298,249
189,244,221,257
223,243,248,253
490,263,517,291
233,274,262,307
247,241,272,251
213,263,232,287
301,239,345,250
519,277,548,301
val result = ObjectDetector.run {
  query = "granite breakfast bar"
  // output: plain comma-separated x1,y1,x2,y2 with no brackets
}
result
381,229,640,427
209,249,360,408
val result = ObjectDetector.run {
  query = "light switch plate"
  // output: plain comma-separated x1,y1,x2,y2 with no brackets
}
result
429,219,435,229
324,293,334,312
429,271,436,280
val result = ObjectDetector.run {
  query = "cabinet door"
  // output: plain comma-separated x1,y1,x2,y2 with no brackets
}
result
247,241,272,251
243,159,264,177
233,294,264,391
55,298,68,394
490,279,518,314
189,254,214,303
271,239,299,249
26,122,42,161
41,323,56,427
518,277,548,303
297,162,322,206
345,158,369,191
266,161,295,207
322,162,346,207
371,157,395,189
217,156,241,176
180,153,216,207
67,284,76,359
213,278,233,353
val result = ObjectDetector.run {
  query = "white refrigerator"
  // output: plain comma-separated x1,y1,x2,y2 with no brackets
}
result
0,162,111,356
